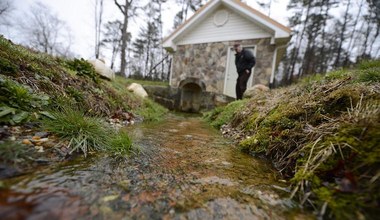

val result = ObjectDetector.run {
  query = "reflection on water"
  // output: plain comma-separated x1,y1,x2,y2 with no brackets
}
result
0,113,311,219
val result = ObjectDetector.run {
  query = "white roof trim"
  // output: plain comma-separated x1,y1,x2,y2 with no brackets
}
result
163,0,291,50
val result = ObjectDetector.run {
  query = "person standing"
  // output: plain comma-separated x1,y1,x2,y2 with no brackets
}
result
234,43,256,100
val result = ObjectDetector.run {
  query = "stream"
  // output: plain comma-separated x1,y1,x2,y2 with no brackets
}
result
0,113,312,219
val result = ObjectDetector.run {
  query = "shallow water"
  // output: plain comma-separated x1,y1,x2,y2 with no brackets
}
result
0,114,312,219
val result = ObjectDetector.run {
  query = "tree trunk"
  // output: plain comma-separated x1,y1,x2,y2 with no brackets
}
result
344,0,364,66
95,0,104,59
334,0,351,67
114,0,133,76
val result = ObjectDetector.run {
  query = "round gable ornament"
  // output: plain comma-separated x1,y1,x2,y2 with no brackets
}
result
213,9,229,27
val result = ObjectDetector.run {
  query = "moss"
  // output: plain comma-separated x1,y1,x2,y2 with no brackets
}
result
239,127,271,154
241,111,260,131
204,58,380,219
313,188,368,220
322,86,362,115
204,99,248,129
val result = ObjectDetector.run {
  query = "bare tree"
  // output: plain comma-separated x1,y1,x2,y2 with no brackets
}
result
173,0,204,28
0,0,13,26
114,0,137,76
102,20,123,70
18,2,73,57
94,0,104,59
256,0,277,16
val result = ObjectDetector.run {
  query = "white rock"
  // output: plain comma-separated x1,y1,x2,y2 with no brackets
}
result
127,83,148,98
87,59,115,80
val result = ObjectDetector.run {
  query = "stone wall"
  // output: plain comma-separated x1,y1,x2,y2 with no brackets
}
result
143,85,235,112
171,38,276,94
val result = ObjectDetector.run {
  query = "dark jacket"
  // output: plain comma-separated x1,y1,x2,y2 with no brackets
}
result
235,48,256,74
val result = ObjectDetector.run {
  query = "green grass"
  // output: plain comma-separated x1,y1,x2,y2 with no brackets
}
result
109,130,137,156
203,99,249,129
0,75,50,125
41,107,111,157
108,76,168,121
122,77,169,87
135,98,168,122
41,106,136,157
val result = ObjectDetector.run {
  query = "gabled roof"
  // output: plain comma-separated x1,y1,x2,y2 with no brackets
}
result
163,0,291,50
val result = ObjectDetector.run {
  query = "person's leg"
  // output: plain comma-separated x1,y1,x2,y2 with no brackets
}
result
236,76,242,100
239,71,251,97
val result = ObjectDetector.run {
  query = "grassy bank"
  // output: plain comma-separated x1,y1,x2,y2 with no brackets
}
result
0,36,167,166
204,60,380,219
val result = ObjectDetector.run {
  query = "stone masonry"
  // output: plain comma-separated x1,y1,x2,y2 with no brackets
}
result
171,38,276,94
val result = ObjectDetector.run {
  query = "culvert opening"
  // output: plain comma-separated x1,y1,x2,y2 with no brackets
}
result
180,82,202,112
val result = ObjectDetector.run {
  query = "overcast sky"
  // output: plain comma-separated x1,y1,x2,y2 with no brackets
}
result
3,0,290,61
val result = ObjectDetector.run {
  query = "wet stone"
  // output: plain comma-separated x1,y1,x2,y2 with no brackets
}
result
0,164,22,179
34,131,49,138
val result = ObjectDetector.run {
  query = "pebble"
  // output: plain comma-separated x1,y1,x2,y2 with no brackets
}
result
43,141,56,148
35,146,44,153
34,131,49,138
32,136,41,141
22,139,32,145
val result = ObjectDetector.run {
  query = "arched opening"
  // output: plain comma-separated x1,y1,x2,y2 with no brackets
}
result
178,78,206,112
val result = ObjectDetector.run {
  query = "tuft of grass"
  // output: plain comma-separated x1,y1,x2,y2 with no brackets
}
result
41,107,111,157
109,130,137,156
42,105,137,157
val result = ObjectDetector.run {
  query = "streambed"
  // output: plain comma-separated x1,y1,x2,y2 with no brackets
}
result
0,114,311,219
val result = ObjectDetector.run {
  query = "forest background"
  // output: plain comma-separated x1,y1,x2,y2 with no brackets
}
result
0,0,379,86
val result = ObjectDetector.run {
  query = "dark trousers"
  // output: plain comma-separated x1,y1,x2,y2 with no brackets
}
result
235,71,251,100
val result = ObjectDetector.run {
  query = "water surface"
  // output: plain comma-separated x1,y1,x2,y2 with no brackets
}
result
0,114,310,219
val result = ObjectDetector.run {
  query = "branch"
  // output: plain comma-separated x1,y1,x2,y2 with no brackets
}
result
114,0,125,14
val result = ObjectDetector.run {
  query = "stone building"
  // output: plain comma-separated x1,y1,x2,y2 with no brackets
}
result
162,0,291,111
